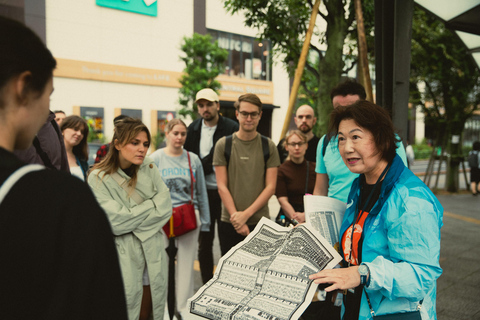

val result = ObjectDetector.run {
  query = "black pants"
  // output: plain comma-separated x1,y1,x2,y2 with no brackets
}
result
300,296,341,320
218,221,256,256
198,189,222,284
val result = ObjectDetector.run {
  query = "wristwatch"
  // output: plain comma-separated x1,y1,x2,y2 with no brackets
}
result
358,264,370,286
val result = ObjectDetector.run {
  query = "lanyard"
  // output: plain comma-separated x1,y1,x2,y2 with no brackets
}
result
346,162,391,267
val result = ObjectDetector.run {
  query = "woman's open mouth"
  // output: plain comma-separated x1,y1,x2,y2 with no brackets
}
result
347,157,360,165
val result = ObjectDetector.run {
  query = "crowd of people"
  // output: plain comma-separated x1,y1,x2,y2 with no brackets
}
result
0,16,446,320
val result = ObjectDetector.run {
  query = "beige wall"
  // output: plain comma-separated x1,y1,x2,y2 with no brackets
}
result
46,0,290,144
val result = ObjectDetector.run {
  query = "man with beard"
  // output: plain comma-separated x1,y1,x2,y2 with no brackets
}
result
277,105,319,163
184,88,238,284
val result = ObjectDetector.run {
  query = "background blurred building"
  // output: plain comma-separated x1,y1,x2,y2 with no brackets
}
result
1,0,291,149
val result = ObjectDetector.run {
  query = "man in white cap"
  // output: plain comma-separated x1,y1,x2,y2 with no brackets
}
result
184,88,239,284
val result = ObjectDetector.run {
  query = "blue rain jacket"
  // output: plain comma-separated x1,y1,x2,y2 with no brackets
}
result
340,154,443,320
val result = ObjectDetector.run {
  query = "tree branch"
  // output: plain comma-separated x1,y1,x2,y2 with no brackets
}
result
305,62,320,80
344,60,357,73
301,81,316,97
424,81,441,118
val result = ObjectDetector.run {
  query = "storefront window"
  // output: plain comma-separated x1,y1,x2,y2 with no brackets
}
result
152,111,175,149
121,108,142,120
210,29,271,81
80,107,104,143
251,39,269,80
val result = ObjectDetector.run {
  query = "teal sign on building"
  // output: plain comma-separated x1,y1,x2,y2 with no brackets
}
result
96,0,157,17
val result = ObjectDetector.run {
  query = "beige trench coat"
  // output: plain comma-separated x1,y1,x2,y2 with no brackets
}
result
88,158,172,320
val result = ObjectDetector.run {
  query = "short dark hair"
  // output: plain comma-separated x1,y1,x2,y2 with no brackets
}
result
328,100,400,163
54,110,65,115
473,141,480,151
234,93,262,112
0,17,56,108
330,78,367,101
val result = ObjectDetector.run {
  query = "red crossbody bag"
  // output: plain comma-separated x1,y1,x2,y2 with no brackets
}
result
162,151,197,238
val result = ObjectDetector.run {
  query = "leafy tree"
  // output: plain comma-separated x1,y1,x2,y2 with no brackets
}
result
178,33,228,119
410,6,480,192
224,0,360,135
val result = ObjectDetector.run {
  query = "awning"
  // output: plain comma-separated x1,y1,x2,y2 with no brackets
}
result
415,0,480,70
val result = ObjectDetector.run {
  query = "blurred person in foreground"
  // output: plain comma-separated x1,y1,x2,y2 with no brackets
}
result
61,115,89,180
0,16,127,319
88,117,172,320
14,109,69,172
310,100,443,320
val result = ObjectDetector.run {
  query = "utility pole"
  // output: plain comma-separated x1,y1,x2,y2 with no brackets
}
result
280,0,322,140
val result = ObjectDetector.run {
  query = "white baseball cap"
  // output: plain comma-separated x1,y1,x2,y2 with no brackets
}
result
195,88,219,103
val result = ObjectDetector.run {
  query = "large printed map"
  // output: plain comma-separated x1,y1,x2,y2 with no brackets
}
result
187,218,342,320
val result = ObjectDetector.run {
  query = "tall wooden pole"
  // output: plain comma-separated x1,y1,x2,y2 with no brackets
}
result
280,0,322,141
354,0,373,102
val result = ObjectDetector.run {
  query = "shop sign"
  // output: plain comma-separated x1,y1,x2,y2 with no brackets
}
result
157,111,175,120
217,37,253,53
96,0,157,17
121,109,143,119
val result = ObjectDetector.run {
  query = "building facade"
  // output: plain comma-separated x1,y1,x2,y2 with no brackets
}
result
1,0,291,150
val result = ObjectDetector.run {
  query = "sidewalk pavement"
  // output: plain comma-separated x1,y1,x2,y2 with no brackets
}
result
414,162,480,318
434,193,480,320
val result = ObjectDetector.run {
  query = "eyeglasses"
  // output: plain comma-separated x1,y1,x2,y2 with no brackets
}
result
238,111,260,119
286,142,306,147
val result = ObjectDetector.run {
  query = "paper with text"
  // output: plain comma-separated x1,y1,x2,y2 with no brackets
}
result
187,217,342,320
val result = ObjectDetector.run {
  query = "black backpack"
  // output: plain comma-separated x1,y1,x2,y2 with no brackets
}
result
224,134,270,169
322,134,332,158
468,150,479,168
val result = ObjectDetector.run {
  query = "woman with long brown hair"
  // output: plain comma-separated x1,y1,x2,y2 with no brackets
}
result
61,115,89,180
88,117,172,320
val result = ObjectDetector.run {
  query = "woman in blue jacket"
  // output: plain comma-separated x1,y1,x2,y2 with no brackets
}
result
310,100,443,320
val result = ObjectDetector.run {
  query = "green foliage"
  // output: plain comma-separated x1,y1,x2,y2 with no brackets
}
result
86,119,106,143
178,33,228,119
151,131,165,150
224,0,358,135
410,7,480,125
410,6,480,191
412,143,433,160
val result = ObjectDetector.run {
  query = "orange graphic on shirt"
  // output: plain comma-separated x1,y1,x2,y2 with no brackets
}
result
342,211,369,266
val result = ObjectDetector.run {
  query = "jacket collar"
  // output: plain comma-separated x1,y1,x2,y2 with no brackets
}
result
192,115,224,131
353,154,406,216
